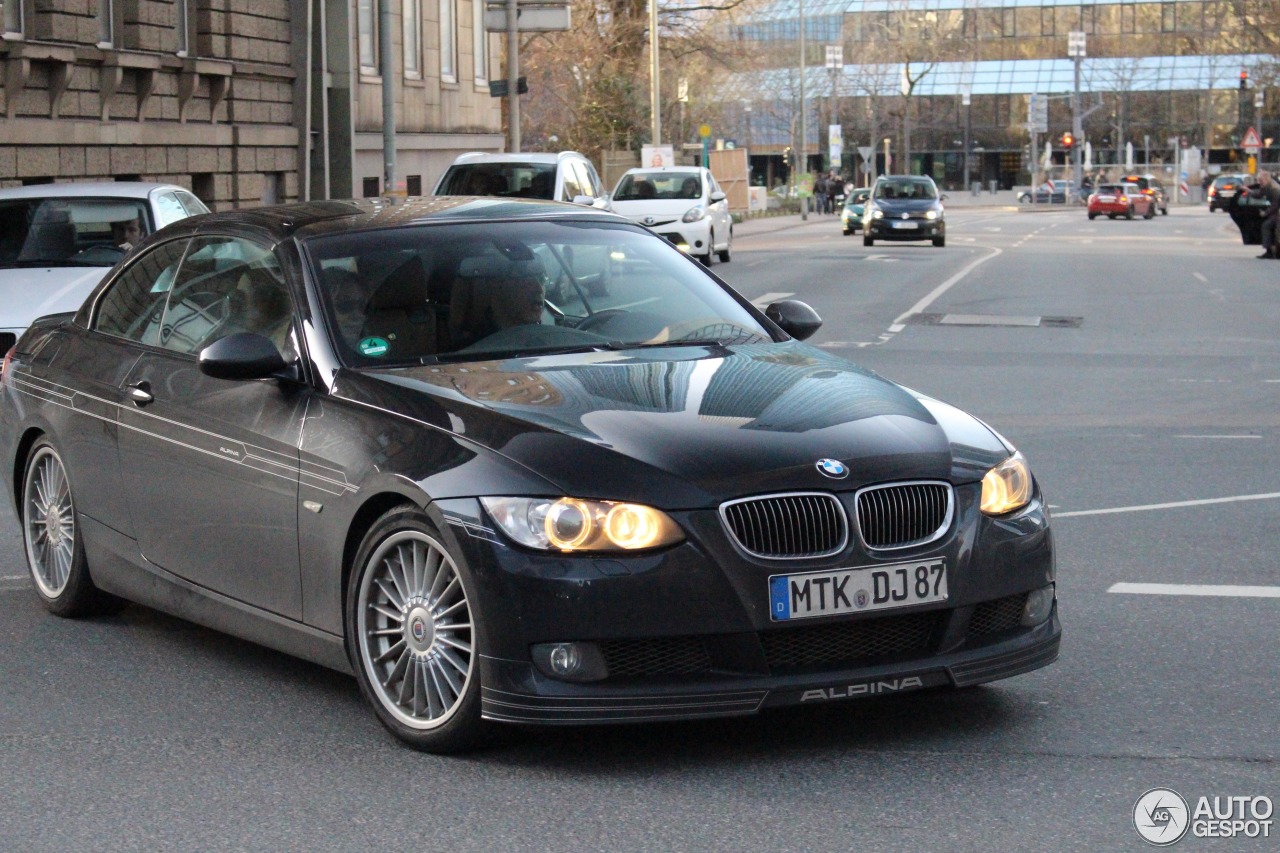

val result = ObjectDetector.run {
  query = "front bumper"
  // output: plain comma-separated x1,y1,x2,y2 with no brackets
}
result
477,602,1060,724
865,219,945,240
436,486,1058,725
653,218,712,255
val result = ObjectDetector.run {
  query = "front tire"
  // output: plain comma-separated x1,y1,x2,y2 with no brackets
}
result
863,234,874,247
1087,212,1097,220
22,438,121,617
1126,205,1135,220
932,235,945,248
347,505,488,753
717,228,732,263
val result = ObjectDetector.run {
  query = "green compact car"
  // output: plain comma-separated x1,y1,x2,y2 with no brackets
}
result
841,188,871,235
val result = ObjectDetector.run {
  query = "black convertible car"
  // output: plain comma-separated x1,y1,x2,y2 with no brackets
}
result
1,197,1059,752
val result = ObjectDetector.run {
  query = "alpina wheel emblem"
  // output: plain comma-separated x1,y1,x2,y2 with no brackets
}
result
816,458,848,479
411,618,427,641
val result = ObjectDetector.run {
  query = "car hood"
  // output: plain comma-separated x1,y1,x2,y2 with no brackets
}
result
868,198,941,214
339,342,1011,508
609,199,704,221
0,265,109,332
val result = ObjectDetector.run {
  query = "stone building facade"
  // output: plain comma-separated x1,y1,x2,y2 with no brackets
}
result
0,1,504,207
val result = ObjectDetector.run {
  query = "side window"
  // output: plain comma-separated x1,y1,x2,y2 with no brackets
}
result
153,193,189,228
158,236,294,358
571,161,596,201
560,163,583,201
175,191,210,216
94,239,190,345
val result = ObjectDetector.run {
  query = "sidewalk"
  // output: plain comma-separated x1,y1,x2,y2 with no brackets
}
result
734,190,1019,238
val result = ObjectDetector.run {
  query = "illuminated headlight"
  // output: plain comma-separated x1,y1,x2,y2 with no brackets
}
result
925,209,940,220
980,452,1033,516
481,496,685,552
682,205,707,223
871,208,884,219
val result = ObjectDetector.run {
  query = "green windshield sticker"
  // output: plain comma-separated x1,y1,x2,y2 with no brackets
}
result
358,337,389,357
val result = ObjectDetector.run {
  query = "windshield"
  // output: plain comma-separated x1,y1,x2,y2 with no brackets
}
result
1098,185,1123,195
613,172,704,202
435,162,557,199
305,220,773,367
873,179,937,201
0,197,152,268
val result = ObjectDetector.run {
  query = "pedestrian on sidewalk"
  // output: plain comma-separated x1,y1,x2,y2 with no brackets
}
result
1255,171,1280,259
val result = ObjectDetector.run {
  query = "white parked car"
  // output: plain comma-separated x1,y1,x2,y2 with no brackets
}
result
0,182,208,349
432,151,609,209
609,167,733,265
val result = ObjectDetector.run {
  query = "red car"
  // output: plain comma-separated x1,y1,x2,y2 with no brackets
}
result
1087,183,1154,220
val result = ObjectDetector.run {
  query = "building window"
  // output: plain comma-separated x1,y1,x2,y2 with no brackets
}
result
3,0,24,37
406,175,422,195
363,177,381,197
404,0,422,79
473,0,488,84
440,0,457,83
98,0,115,48
358,0,378,74
176,0,189,55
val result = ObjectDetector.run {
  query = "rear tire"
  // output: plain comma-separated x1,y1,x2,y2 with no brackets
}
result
1087,212,1097,220
347,505,490,753
1108,213,1117,219
1144,206,1155,220
717,230,732,263
1126,205,1135,220
1161,205,1168,215
22,438,122,618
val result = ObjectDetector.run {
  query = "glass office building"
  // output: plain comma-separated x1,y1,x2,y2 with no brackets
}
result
722,0,1274,189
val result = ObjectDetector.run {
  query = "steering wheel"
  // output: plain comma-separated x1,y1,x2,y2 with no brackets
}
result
575,309,629,333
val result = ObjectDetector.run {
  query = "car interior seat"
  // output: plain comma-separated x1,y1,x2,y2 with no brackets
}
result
360,255,436,358
19,210,77,261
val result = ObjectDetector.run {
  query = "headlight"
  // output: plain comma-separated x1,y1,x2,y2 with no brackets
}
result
925,209,940,220
980,452,1033,516
481,496,685,552
871,208,884,219
682,205,707,223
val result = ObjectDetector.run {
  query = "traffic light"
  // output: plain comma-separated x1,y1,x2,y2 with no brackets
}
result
1061,132,1075,151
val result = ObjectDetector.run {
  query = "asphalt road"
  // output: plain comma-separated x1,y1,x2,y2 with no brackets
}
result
2,205,1278,851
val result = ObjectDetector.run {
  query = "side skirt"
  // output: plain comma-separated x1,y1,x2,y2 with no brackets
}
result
81,514,352,675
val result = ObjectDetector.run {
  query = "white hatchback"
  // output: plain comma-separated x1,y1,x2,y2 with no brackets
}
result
609,167,733,266
0,182,208,349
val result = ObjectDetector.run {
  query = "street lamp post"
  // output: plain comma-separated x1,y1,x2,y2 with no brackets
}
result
650,0,660,146
826,44,842,174
798,0,807,219
1068,31,1086,195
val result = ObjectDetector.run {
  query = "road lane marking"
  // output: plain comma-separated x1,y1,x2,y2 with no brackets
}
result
1193,272,1208,282
751,291,794,307
887,245,1003,333
0,576,27,591
1055,491,1280,518
1175,434,1260,439
1109,583,1280,599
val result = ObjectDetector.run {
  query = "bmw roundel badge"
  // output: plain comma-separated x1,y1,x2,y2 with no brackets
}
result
816,458,848,479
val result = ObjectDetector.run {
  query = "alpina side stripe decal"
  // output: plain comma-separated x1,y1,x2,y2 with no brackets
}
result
11,370,358,496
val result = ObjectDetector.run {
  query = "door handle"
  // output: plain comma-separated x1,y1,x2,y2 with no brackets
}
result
127,381,153,406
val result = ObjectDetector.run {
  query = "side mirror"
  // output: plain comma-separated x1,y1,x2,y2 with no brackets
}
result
571,195,596,207
710,190,727,203
199,332,288,380
764,299,823,341
939,193,949,201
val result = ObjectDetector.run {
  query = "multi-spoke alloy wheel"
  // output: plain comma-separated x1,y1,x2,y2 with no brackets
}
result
21,438,119,617
24,444,76,599
350,507,486,751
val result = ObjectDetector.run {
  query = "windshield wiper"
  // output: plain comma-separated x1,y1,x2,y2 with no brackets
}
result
419,342,627,365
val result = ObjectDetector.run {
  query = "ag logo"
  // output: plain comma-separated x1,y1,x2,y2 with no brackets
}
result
1133,788,1189,846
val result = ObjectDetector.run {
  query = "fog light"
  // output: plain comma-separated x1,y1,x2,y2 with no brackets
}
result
1020,584,1055,627
531,641,608,682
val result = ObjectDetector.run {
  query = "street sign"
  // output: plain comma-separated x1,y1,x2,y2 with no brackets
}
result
828,124,843,164
699,124,712,138
1242,126,1262,152
484,2,570,33
1028,94,1048,133
1067,31,1086,57
857,145,874,161
488,77,528,97
825,45,843,70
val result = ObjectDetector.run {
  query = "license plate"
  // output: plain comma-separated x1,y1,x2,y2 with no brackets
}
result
769,559,947,621
1098,195,1115,202
891,221,918,230
1220,189,1236,197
